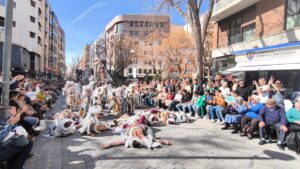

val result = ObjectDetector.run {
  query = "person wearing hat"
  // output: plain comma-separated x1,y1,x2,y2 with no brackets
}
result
258,98,287,150
286,96,300,125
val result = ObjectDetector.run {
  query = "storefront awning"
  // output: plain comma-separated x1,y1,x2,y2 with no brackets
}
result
224,63,300,72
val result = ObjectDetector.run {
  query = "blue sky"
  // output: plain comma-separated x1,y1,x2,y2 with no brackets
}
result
48,0,209,66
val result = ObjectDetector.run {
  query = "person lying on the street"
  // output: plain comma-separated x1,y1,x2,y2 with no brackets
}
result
101,124,172,150
258,98,288,150
0,106,33,169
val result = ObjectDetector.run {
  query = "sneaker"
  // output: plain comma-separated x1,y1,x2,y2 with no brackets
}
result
259,140,266,145
247,134,253,140
210,119,215,123
220,121,225,125
277,144,285,150
216,120,221,124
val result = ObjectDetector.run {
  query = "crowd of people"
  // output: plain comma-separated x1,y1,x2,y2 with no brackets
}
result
112,75,300,151
0,74,63,169
1,73,300,169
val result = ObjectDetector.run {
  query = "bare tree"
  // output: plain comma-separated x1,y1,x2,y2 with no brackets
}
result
160,0,215,83
142,31,170,79
106,35,138,85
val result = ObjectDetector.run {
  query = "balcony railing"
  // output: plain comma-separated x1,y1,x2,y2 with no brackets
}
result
213,0,238,14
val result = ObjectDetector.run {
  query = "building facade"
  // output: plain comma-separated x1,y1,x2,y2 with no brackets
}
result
211,0,300,94
105,14,170,79
0,0,65,79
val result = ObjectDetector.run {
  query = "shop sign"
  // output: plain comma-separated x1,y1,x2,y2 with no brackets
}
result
236,48,300,62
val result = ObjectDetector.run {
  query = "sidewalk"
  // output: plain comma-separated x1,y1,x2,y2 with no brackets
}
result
25,96,299,169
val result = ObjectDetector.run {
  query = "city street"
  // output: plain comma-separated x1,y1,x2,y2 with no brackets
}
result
25,96,299,169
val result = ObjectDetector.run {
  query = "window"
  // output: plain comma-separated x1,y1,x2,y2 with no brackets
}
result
130,31,134,36
160,22,164,28
153,69,157,74
38,22,42,31
13,21,16,27
13,2,16,8
31,0,36,7
140,21,144,27
144,31,149,37
130,21,134,27
145,21,149,27
149,22,153,27
30,16,36,23
286,0,300,30
155,22,159,28
138,69,142,74
29,32,36,38
135,31,139,36
38,36,42,45
242,23,256,41
129,68,132,73
135,21,139,27
148,69,152,74
144,69,147,74
229,17,242,45
0,16,4,27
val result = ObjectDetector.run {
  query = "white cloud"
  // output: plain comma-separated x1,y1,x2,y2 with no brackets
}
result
68,1,107,27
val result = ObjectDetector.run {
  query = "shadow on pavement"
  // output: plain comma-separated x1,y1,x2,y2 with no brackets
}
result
94,149,295,161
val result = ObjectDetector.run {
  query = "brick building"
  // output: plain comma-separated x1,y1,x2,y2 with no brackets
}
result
211,0,300,94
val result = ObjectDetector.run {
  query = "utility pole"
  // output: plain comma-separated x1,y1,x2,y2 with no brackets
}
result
1,0,14,119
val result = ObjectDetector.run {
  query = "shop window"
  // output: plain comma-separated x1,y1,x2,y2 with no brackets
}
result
286,0,300,30
229,17,242,45
242,23,256,42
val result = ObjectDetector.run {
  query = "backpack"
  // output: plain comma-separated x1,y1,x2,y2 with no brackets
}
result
286,132,300,154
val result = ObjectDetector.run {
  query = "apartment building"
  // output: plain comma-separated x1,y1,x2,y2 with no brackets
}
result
105,14,170,79
0,0,65,79
211,0,300,93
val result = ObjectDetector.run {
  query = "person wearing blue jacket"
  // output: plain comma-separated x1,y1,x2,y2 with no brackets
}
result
258,98,288,150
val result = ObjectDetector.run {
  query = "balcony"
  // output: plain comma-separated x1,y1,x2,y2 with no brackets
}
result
212,27,300,58
212,0,260,22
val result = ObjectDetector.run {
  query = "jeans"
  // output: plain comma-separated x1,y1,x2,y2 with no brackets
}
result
169,101,180,111
209,106,224,121
145,97,154,106
259,123,286,144
23,116,39,126
0,142,33,169
206,105,213,119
